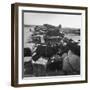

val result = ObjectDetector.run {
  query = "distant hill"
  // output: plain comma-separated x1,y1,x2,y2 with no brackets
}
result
24,24,80,35
60,27,80,35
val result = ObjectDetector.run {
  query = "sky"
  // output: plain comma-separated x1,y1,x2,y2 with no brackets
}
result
24,12,82,28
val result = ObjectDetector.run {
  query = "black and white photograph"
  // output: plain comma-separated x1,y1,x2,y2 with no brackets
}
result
23,11,81,77
11,3,87,87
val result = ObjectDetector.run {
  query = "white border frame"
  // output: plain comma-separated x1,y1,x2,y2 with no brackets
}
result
18,6,86,84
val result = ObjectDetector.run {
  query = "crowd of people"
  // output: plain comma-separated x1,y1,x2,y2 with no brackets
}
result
24,24,80,77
